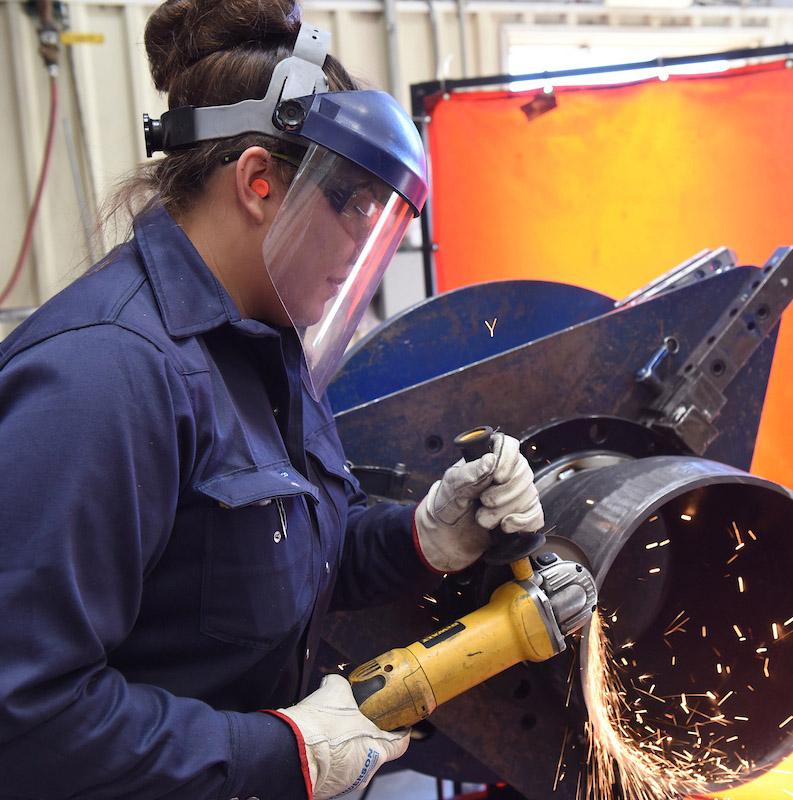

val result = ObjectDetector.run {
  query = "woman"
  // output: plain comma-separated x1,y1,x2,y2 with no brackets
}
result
0,1,544,798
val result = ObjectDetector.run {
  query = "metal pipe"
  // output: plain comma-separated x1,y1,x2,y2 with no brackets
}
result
410,42,793,98
382,0,402,97
62,116,97,264
426,0,442,83
539,455,793,790
455,0,469,78
0,307,37,323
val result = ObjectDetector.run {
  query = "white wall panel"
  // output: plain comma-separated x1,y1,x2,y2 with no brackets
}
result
2,0,792,325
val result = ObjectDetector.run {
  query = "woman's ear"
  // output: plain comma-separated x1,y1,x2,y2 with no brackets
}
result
235,146,276,224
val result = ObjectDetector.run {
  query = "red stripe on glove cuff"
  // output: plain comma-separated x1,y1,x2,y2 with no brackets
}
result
411,511,452,576
261,710,313,800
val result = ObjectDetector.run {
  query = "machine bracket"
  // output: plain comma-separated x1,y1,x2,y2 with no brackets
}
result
643,246,793,454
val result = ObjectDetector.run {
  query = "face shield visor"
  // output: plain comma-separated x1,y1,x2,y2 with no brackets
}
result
263,142,413,400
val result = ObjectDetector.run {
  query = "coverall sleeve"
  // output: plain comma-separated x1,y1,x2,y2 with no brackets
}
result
331,475,441,611
0,326,306,800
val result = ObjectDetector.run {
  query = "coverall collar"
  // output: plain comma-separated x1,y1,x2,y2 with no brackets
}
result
134,203,280,340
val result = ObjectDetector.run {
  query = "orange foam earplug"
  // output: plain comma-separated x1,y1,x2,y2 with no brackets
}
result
251,179,270,199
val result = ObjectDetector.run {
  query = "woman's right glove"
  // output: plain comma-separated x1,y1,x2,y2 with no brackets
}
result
273,674,409,799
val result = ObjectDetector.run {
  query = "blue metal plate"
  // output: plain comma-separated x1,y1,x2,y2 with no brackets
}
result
329,280,614,412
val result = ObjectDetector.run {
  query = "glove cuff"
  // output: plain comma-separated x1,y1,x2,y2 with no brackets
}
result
261,710,314,800
413,501,488,574
411,510,448,576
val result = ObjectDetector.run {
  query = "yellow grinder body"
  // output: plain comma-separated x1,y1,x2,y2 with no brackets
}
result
349,577,563,731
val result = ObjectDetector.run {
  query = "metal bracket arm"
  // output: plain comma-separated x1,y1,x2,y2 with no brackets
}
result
645,246,793,454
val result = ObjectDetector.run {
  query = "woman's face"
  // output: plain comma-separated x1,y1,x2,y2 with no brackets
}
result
264,175,387,328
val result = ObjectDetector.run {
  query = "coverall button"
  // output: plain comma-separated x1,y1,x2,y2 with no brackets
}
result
305,648,310,660
325,561,330,574
273,530,282,543
343,463,351,473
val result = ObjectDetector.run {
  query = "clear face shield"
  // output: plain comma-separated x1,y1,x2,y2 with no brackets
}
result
263,143,414,400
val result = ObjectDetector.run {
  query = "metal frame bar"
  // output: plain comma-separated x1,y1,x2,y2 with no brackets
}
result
410,42,793,298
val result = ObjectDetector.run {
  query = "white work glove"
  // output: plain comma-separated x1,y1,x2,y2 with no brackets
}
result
277,674,409,799
414,432,544,573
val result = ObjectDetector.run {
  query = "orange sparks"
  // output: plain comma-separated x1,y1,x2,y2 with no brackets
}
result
649,567,661,575
737,576,745,593
780,716,793,729
785,615,793,627
701,626,707,638
717,663,723,675
717,691,734,706
763,658,770,678
733,624,743,639
773,623,780,640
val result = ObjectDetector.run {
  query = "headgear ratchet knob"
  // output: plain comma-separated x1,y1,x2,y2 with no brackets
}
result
143,114,163,158
273,99,307,133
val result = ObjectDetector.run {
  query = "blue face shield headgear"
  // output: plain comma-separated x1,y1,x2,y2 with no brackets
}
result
143,24,428,400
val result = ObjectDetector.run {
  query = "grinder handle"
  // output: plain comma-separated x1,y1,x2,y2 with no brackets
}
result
453,426,545,566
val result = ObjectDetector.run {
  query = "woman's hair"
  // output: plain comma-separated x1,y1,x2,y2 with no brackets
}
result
104,0,357,231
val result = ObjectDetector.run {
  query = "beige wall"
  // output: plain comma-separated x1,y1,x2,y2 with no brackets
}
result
3,0,793,337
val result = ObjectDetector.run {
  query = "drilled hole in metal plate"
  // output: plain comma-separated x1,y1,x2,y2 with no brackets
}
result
707,335,717,345
711,360,726,377
696,269,706,278
425,435,444,453
684,364,694,374
757,305,770,320
747,321,757,332
729,308,739,317
589,423,608,446
752,280,761,290
520,713,537,731
664,336,680,354
384,664,393,673
513,679,532,700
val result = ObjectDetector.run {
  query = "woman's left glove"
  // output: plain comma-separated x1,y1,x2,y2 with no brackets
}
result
414,433,544,573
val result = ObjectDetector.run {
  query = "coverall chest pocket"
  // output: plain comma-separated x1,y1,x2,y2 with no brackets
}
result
305,432,358,565
196,467,320,650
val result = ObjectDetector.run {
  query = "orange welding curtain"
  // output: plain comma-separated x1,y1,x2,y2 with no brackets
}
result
429,62,793,798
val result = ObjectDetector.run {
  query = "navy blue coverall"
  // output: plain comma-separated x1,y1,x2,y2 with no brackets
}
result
0,205,438,799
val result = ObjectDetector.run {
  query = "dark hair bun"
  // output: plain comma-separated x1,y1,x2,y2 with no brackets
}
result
145,0,301,93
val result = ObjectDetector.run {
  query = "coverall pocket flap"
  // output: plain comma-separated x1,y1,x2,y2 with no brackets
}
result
196,466,319,508
305,435,357,487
